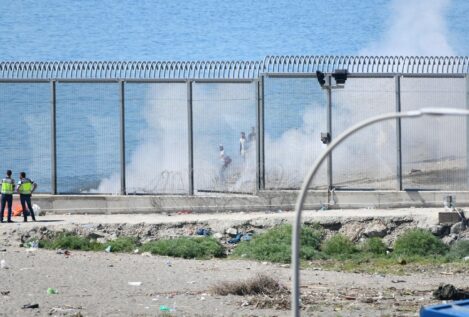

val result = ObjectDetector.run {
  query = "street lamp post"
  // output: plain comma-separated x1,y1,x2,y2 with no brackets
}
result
291,108,469,317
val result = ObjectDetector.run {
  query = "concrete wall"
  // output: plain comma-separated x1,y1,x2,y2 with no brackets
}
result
22,190,469,214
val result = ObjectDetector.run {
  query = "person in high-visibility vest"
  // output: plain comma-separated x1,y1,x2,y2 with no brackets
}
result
16,172,37,222
1,170,15,223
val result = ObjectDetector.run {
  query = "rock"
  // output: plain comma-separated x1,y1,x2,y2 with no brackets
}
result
363,222,388,238
225,228,238,237
339,222,366,241
451,222,465,235
442,234,458,246
434,284,469,300
213,233,223,239
431,225,444,236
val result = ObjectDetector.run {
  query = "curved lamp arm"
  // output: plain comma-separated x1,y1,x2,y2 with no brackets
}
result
291,108,469,317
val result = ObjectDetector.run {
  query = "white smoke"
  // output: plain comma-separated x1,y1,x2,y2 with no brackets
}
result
361,0,455,56
94,0,464,193
95,83,257,194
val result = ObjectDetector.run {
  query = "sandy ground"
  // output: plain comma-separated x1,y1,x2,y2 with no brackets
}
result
0,209,457,317
0,246,467,317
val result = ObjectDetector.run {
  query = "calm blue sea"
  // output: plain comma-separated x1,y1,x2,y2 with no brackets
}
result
0,0,467,193
0,0,467,60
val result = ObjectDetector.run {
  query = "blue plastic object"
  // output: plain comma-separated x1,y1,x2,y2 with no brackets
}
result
421,300,469,316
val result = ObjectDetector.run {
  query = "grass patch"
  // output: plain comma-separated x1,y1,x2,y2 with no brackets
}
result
140,237,224,259
394,228,448,257
106,237,139,253
448,240,469,259
38,232,104,251
231,224,324,263
361,237,387,255
211,274,287,296
321,234,357,258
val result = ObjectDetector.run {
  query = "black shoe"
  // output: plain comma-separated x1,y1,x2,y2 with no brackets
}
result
7,220,13,223
23,219,28,223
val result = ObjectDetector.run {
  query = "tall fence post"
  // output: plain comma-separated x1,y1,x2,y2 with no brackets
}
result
187,80,194,195
326,75,333,190
466,75,469,188
395,75,403,191
119,80,126,195
257,76,265,191
51,80,57,194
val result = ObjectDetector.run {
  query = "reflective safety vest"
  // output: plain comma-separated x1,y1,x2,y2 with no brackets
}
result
1,178,15,195
19,178,33,194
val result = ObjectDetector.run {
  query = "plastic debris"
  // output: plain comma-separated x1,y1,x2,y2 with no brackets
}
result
1,290,10,296
47,288,58,295
22,303,39,309
165,261,172,267
228,233,243,244
0,259,8,269
159,305,171,311
176,210,192,215
128,282,142,286
241,233,252,241
196,228,211,236
105,246,112,253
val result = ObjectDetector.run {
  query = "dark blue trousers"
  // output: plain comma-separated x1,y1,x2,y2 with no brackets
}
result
0,194,13,222
20,194,35,221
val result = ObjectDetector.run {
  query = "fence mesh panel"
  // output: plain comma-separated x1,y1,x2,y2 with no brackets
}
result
56,83,120,193
401,77,468,190
125,83,188,194
0,83,51,193
193,83,257,193
332,77,397,189
264,77,328,189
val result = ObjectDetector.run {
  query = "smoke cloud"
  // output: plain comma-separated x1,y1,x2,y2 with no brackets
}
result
361,0,455,56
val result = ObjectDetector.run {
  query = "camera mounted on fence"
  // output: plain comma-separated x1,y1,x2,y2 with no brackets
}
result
320,132,331,144
316,69,348,89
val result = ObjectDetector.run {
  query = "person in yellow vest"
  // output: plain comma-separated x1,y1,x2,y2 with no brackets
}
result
1,170,15,223
16,172,37,222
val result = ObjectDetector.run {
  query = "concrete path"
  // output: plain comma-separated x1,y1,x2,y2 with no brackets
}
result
3,207,441,227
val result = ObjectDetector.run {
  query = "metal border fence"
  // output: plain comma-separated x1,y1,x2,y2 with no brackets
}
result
0,56,467,195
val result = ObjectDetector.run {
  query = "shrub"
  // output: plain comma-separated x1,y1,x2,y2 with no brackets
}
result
211,274,287,296
106,237,139,253
39,233,104,251
393,229,448,257
448,240,469,259
140,237,224,259
232,224,324,263
321,234,357,257
361,237,387,255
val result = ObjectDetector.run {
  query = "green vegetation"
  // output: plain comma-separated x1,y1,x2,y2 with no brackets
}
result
28,225,469,275
393,228,448,257
106,237,139,253
361,237,387,255
232,224,324,263
38,232,104,251
321,234,357,257
140,237,224,259
448,240,469,259
33,233,223,259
